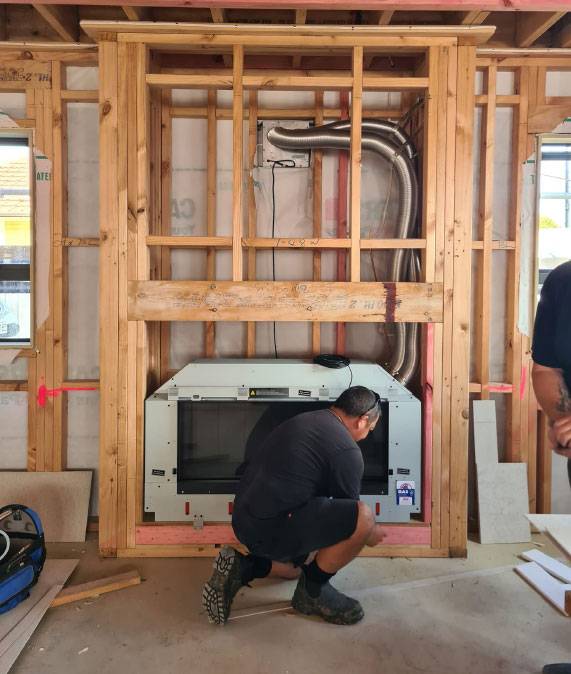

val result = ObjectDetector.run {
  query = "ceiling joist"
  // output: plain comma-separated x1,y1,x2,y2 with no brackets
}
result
122,6,152,20
516,11,566,48
292,9,307,68
460,11,490,26
33,4,79,42
559,21,571,48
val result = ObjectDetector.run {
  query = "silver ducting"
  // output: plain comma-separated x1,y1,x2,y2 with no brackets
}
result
267,122,420,385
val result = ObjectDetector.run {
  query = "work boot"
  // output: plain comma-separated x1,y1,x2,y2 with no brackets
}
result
291,573,364,625
202,546,246,624
543,666,571,674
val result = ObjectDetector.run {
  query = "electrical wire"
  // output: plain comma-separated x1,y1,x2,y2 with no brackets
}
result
269,159,296,358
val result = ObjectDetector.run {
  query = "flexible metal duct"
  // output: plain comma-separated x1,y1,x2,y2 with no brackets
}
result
322,119,416,161
267,123,420,384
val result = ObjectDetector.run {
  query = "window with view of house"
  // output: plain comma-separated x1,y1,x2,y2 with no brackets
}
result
0,131,33,347
537,135,571,291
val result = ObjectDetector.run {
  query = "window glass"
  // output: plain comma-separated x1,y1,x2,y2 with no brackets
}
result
0,133,32,346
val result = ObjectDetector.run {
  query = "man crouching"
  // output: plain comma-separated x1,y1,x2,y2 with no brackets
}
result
202,386,385,626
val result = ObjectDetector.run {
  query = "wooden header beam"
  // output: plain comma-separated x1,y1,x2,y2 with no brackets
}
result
81,21,495,46
128,281,444,323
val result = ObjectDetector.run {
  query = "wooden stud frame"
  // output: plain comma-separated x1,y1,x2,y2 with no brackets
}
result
89,22,483,559
3,31,570,560
0,44,99,478
471,53,571,516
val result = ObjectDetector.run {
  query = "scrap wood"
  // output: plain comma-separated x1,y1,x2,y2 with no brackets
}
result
50,569,141,608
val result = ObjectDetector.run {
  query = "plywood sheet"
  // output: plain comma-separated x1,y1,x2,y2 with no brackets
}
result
477,463,531,544
473,400,499,465
0,559,78,674
0,472,92,542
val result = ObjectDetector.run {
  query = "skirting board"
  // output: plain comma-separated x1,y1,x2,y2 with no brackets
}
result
515,561,571,617
0,472,92,542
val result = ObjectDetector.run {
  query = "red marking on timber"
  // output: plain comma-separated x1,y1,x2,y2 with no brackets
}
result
37,383,98,408
520,364,527,401
135,523,431,546
487,384,513,393
383,282,397,322
422,323,434,525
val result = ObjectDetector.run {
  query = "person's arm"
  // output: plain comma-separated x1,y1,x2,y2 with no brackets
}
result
329,451,386,544
532,363,571,454
531,268,571,454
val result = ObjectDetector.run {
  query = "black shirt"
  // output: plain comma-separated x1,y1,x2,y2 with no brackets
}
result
532,260,571,394
234,409,364,519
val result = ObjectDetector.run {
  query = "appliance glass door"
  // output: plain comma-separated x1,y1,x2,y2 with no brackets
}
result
177,399,388,495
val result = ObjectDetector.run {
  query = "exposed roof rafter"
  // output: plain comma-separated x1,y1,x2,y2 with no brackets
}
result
33,4,79,42
292,9,307,68
460,11,490,25
122,6,152,20
559,21,571,48
516,11,566,48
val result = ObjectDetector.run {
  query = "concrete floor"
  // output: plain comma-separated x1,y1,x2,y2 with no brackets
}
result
11,534,571,674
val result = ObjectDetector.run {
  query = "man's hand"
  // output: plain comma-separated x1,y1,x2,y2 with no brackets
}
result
549,414,571,450
365,524,386,547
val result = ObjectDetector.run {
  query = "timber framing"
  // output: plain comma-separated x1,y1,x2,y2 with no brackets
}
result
2,27,571,561
88,20,479,559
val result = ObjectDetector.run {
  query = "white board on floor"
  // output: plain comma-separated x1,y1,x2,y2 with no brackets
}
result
473,400,499,465
521,549,571,583
0,559,79,674
477,463,531,544
0,472,92,542
515,561,571,617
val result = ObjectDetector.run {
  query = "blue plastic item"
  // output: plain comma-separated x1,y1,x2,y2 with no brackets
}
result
0,505,46,614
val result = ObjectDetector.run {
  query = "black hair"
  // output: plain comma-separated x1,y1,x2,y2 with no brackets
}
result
333,386,381,422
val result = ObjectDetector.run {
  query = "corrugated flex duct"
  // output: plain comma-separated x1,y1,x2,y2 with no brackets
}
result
267,120,420,385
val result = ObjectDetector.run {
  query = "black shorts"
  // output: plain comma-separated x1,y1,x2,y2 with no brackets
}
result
232,497,359,564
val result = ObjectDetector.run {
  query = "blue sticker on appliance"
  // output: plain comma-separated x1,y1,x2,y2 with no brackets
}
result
396,480,415,506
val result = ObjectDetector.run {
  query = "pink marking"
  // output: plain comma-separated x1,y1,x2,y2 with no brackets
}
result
135,523,432,547
136,524,239,546
520,364,527,401
37,383,98,408
487,384,513,393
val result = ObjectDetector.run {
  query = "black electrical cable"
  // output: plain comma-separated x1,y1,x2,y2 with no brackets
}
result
269,158,295,358
313,354,353,388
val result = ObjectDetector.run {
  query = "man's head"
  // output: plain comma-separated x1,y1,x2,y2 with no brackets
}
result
332,386,381,442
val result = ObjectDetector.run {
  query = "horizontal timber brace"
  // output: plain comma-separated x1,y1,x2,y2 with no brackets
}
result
127,281,443,323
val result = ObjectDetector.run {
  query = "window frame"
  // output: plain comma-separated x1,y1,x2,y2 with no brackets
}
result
0,127,35,350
